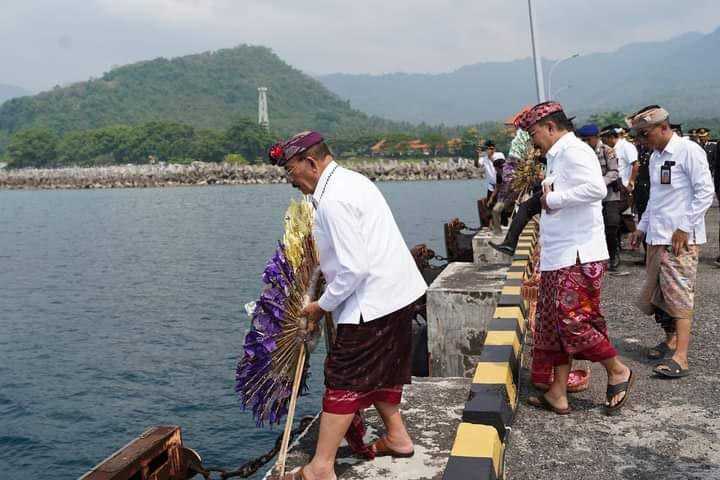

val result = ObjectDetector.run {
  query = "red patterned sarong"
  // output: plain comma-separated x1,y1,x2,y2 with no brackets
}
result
322,385,403,415
533,261,617,366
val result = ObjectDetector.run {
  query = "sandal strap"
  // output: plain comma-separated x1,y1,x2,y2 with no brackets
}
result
655,358,682,374
606,380,630,397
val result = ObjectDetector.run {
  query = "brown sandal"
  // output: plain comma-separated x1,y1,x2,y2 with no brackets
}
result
371,437,415,458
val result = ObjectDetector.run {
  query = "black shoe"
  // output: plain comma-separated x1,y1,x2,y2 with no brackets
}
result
488,241,514,256
714,256,720,268
610,255,621,271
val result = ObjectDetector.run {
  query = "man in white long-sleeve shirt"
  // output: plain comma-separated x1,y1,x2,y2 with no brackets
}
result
516,102,633,416
628,106,715,379
269,131,426,480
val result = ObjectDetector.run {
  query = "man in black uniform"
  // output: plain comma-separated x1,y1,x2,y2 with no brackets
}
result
694,128,720,267
628,133,652,265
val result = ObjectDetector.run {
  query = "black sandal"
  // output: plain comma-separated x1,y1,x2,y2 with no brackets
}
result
605,369,635,416
654,359,690,378
527,394,571,415
647,342,675,360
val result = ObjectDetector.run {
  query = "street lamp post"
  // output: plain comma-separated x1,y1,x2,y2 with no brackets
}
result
527,0,546,103
551,84,572,101
547,53,580,100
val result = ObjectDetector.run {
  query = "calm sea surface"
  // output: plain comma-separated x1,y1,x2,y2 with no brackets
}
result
0,180,483,479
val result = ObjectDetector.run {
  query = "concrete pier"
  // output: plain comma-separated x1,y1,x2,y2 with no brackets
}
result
265,377,471,480
425,262,507,377
472,230,512,266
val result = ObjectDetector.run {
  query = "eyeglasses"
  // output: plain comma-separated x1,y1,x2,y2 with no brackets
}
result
283,157,306,177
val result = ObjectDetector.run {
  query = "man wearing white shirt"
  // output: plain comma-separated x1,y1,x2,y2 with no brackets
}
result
269,131,426,480
602,125,640,250
517,102,633,416
627,106,715,379
480,140,505,196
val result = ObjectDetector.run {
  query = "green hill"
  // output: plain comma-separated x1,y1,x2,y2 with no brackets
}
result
0,45,395,144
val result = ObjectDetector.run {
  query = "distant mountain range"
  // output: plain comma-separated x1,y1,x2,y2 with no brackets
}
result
318,28,720,124
0,84,30,105
0,45,398,143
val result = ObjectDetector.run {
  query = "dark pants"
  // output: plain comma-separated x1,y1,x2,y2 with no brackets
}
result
500,192,542,249
603,200,624,259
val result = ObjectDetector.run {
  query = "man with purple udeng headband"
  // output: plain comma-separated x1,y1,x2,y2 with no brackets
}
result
269,131,426,480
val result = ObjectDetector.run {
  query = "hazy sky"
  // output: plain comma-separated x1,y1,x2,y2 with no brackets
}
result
4,0,720,92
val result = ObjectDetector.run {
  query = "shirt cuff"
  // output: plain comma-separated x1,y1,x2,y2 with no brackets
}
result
545,191,562,210
677,216,693,234
317,293,336,313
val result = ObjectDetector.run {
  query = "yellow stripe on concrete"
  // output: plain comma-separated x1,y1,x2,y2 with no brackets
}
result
472,362,517,407
484,330,520,357
450,423,503,478
493,307,525,326
502,285,521,295
506,270,526,280
515,249,531,256
511,260,526,267
516,241,533,248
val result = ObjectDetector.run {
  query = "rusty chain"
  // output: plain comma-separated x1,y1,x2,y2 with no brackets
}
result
188,416,316,479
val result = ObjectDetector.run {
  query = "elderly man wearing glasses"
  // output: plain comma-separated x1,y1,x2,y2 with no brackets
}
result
269,131,426,480
627,106,715,379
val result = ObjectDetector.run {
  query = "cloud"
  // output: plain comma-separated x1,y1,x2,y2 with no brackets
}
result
2,0,720,92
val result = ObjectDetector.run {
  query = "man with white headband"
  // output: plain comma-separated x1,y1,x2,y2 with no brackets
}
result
627,105,714,378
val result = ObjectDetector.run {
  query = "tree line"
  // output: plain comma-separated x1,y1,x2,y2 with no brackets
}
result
2,117,513,169
3,118,275,168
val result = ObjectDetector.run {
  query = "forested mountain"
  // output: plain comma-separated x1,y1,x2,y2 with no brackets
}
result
0,84,29,104
318,28,720,124
0,45,399,141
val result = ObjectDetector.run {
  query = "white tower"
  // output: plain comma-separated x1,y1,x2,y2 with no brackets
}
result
258,87,269,130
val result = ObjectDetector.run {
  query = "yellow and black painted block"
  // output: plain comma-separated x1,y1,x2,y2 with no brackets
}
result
503,277,523,288
506,265,527,280
498,288,528,319
463,382,515,442
493,305,525,335
470,361,517,410
443,423,505,480
478,341,519,385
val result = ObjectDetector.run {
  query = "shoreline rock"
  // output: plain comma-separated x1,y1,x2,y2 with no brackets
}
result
0,159,483,190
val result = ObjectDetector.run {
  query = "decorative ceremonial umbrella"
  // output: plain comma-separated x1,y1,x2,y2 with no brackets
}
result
235,198,321,475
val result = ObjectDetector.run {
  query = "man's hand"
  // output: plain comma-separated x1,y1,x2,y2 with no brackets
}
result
671,229,689,256
300,301,326,335
629,230,645,250
627,180,635,192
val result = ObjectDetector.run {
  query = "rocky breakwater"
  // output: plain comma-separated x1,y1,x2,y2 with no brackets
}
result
0,159,482,190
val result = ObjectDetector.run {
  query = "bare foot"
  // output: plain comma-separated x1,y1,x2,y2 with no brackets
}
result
543,389,569,411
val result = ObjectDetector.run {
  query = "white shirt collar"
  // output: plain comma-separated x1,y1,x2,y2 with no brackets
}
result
658,133,680,156
546,131,575,160
311,160,338,206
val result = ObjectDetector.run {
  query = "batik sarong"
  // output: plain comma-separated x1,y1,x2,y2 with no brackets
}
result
638,245,699,320
322,301,416,414
533,261,617,366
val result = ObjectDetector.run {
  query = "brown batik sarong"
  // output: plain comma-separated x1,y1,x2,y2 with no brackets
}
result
533,261,618,366
638,245,699,320
322,301,417,414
